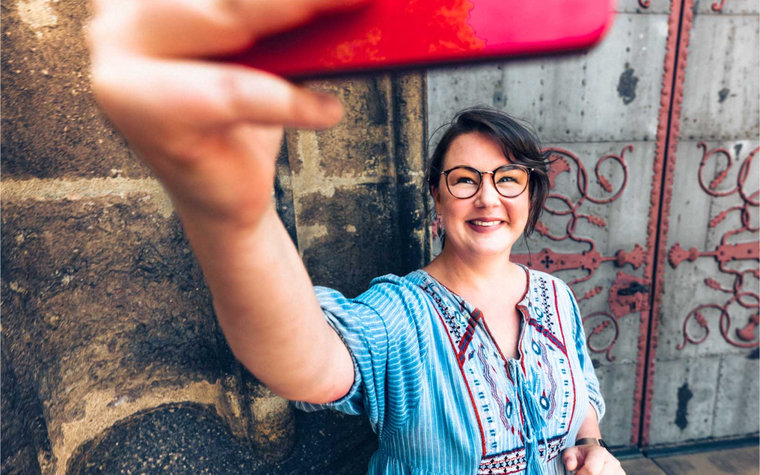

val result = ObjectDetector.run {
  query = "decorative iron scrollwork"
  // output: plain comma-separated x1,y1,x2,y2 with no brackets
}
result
669,142,759,349
513,145,647,361
711,0,727,12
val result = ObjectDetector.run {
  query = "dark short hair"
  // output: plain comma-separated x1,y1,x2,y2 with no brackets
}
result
427,106,550,237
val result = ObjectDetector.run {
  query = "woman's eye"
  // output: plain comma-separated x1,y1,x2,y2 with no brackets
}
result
455,177,476,184
497,176,517,183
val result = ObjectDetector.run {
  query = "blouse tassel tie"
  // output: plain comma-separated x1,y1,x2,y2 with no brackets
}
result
511,361,548,475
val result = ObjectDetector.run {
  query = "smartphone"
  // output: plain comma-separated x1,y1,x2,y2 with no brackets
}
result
228,0,616,79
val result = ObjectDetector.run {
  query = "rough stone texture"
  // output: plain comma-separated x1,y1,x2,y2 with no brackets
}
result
67,402,379,474
285,75,430,296
1,197,235,472
1,0,428,467
67,404,259,474
1,341,46,475
1,0,147,179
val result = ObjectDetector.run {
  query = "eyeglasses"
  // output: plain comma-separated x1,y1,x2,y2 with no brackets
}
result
441,164,532,199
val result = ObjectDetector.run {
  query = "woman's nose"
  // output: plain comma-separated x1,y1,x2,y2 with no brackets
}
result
474,174,501,206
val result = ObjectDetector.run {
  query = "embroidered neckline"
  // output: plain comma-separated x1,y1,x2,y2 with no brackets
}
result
414,268,531,365
408,268,576,471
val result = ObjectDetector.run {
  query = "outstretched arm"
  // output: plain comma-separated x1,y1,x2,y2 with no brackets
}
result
87,0,363,403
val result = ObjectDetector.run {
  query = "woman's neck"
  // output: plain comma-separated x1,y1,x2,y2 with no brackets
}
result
424,246,521,297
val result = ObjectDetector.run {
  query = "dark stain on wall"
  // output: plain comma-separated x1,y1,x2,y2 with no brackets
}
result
718,88,730,103
675,382,693,430
69,401,379,474
617,63,639,105
1,197,229,461
1,343,48,474
299,185,404,296
67,403,259,474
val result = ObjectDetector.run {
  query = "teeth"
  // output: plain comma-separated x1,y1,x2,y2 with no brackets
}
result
471,220,500,227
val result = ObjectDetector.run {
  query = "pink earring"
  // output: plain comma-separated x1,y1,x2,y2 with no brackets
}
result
432,215,444,239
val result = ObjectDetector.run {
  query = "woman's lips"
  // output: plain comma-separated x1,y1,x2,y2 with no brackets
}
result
467,219,504,231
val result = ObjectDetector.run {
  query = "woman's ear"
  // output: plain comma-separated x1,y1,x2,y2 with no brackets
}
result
431,185,441,213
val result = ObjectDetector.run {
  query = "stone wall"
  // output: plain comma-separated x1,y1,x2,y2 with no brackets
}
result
1,1,428,473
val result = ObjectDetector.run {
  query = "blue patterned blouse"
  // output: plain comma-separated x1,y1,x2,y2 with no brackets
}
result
296,268,605,475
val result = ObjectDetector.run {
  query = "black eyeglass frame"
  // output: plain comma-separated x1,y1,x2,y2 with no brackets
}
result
440,164,534,199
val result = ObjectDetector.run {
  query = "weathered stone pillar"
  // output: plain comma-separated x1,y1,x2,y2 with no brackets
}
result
1,2,429,474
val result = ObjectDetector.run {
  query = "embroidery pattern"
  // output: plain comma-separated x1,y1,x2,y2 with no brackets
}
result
477,435,566,474
478,345,511,429
535,339,558,419
422,282,466,344
421,272,578,464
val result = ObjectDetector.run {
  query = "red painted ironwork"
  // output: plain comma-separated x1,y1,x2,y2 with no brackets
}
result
513,146,647,363
668,142,759,350
609,272,650,320
584,311,619,361
637,0,696,447
514,145,635,278
581,272,652,363
514,145,634,278
711,0,727,11
638,0,727,10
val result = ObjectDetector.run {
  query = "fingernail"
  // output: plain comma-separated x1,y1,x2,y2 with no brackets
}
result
317,93,343,121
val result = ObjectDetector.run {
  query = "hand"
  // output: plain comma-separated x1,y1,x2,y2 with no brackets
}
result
87,0,364,226
562,444,625,475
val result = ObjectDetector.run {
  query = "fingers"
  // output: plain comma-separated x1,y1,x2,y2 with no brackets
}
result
90,0,370,57
92,57,343,136
575,451,604,475
567,445,624,475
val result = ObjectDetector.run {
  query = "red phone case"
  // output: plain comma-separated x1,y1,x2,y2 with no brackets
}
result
230,0,615,79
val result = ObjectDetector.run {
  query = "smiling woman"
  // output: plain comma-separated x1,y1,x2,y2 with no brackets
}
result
85,0,623,472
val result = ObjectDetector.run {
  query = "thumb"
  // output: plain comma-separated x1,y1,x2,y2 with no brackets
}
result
562,447,580,471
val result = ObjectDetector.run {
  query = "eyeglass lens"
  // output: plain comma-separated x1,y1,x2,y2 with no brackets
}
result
446,166,529,199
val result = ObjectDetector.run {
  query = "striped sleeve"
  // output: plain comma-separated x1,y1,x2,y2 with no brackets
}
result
293,274,431,436
564,284,606,422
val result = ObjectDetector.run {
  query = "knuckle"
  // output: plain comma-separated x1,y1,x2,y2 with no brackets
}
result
211,0,258,37
216,69,249,120
213,0,246,17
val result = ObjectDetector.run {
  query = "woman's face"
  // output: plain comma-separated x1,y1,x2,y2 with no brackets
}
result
433,132,530,260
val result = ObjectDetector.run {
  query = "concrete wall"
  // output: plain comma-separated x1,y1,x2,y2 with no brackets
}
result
649,0,759,445
427,0,759,448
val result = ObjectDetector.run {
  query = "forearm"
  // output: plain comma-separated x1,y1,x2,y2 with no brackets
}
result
179,204,354,403
88,0,362,406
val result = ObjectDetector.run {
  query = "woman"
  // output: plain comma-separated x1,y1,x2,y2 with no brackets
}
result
87,0,623,473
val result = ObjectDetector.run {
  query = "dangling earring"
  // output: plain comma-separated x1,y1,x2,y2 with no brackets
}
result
432,215,444,239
